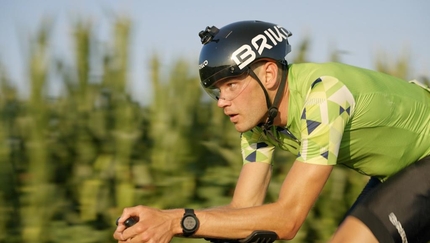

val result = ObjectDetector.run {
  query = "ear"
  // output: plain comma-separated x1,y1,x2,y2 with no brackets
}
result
262,61,279,90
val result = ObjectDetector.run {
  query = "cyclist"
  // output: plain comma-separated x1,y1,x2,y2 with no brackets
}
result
113,20,430,243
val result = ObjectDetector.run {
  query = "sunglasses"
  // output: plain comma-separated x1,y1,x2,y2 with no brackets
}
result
204,68,253,101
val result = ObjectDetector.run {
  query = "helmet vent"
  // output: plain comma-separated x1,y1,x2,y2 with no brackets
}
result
199,26,219,45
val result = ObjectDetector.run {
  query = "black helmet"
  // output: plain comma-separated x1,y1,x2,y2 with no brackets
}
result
198,20,292,90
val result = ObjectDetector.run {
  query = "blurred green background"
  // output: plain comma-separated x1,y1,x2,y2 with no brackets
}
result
1,4,429,243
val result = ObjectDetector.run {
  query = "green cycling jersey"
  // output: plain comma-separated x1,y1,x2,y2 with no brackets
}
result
241,62,430,181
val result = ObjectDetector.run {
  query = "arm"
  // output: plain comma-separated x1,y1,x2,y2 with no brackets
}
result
229,162,272,208
114,161,333,242
195,161,333,240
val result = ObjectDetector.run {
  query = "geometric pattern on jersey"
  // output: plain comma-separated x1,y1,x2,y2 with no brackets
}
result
245,141,269,162
241,128,276,164
297,76,355,165
241,62,430,180
241,124,305,164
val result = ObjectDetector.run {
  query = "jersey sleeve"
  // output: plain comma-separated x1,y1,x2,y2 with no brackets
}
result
297,76,355,165
240,127,276,165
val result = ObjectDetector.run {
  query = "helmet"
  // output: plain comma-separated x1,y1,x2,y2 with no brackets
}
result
198,20,292,91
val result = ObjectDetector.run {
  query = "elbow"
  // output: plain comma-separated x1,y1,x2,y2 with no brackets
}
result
273,208,303,240
276,221,301,240
271,200,307,240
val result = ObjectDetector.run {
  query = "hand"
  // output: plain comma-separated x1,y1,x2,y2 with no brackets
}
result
113,205,177,243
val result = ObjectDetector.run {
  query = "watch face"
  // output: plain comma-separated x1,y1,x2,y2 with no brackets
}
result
183,216,197,230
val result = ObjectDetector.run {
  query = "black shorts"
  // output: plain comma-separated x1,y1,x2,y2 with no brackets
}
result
350,156,430,243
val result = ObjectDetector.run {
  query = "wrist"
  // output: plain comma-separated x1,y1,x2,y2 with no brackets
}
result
166,208,185,235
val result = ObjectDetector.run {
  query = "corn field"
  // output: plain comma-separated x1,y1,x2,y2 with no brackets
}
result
0,17,426,243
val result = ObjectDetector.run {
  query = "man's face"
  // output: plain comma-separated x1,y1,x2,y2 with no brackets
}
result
215,73,268,133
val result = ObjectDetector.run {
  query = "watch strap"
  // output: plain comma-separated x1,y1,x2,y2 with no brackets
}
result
184,208,194,216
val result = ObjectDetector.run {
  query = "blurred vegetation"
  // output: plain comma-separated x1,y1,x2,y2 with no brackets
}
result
0,17,427,243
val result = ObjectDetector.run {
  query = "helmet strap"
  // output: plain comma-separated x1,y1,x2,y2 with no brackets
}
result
250,62,288,131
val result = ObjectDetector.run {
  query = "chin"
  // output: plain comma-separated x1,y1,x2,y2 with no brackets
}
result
234,124,254,133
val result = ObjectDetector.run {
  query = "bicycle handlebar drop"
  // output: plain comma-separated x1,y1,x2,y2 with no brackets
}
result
116,217,278,242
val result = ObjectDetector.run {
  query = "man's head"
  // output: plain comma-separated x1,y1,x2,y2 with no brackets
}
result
198,20,292,132
215,60,284,132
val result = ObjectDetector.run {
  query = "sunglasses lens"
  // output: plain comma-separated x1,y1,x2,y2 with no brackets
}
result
203,70,252,101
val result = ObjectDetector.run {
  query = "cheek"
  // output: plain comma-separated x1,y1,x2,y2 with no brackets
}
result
249,97,267,122
241,85,268,119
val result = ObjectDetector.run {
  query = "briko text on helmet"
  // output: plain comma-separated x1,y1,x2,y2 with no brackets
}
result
198,25,289,71
231,25,289,69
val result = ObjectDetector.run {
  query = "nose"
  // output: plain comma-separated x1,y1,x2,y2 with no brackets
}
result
217,97,231,108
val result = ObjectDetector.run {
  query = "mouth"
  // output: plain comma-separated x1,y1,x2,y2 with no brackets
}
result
227,113,239,123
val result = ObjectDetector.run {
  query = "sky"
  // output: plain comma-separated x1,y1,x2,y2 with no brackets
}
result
0,0,429,105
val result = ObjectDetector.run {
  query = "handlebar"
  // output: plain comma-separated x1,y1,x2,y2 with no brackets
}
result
116,217,278,243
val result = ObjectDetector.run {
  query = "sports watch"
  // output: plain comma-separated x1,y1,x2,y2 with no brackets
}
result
181,208,199,237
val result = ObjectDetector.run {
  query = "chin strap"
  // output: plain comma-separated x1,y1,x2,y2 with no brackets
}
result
250,61,288,131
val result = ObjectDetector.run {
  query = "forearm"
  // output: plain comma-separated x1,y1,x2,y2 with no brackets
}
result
167,201,301,240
